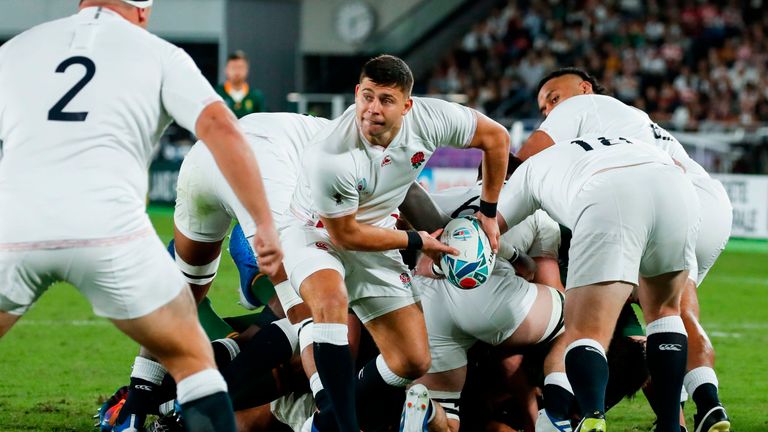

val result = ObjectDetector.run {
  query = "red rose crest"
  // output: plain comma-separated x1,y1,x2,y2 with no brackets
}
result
410,151,425,169
400,272,412,286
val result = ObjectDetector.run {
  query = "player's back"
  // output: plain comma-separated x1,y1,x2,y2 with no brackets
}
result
539,94,708,179
519,136,675,227
0,7,217,243
237,113,331,168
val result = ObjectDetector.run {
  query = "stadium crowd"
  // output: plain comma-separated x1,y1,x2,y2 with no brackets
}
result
426,0,768,130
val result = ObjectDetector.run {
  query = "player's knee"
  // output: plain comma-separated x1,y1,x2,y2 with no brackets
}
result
393,352,431,379
311,295,349,323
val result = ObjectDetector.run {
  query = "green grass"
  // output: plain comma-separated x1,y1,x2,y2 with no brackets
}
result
1,209,766,431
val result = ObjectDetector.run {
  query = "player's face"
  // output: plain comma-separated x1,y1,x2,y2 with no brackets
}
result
225,59,249,85
355,78,413,139
537,75,592,117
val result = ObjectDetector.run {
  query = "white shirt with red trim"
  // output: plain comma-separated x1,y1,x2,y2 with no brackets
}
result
290,97,476,228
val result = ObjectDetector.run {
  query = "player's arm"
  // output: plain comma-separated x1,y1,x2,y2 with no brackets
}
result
195,102,282,275
516,130,555,161
497,165,539,234
320,213,457,260
466,111,510,252
399,181,450,233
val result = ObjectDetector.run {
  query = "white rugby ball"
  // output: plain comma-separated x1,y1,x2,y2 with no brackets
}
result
439,216,495,289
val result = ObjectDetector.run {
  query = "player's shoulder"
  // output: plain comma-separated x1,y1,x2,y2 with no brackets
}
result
0,14,73,54
408,96,470,119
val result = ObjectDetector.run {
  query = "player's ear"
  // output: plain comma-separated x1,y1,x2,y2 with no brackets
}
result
402,96,413,115
354,84,361,97
581,80,593,94
137,7,151,28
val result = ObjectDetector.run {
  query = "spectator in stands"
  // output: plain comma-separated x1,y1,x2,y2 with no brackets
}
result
216,50,265,118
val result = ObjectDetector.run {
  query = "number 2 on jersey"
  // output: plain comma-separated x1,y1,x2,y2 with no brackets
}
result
48,56,96,122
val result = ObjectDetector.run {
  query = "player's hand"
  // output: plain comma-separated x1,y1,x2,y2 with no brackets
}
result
476,213,500,253
253,224,283,278
419,228,459,263
413,253,444,279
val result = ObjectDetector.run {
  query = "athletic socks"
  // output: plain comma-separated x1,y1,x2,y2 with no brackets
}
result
211,337,240,369
115,356,167,425
176,369,235,432
310,373,339,432
685,366,722,414
313,323,359,432
564,339,609,417
646,316,688,432
543,372,575,421
356,354,411,427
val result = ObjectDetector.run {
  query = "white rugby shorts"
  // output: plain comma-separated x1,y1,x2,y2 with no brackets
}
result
174,137,297,243
0,231,185,319
566,163,700,289
689,177,732,285
280,223,417,323
415,261,538,373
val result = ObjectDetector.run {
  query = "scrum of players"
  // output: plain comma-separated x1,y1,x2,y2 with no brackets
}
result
100,56,730,432
0,2,732,432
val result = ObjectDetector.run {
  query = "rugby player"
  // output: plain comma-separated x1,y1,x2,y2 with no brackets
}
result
282,54,510,431
520,68,731,432
498,135,699,432
0,1,283,431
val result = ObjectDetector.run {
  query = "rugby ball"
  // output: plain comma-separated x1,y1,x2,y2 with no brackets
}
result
439,216,495,289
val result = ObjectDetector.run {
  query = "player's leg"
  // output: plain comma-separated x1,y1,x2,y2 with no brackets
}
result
683,181,732,432
300,269,357,432
562,282,633,431
112,288,235,432
638,271,689,432
356,302,431,428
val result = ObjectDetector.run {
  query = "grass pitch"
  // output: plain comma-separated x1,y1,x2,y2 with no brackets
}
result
0,207,766,431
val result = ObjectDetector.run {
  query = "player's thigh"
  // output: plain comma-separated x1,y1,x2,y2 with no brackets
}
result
69,235,187,320
693,180,732,284
503,284,564,347
0,249,60,317
174,146,233,243
281,225,346,308
564,282,634,349
640,167,700,279
363,302,431,376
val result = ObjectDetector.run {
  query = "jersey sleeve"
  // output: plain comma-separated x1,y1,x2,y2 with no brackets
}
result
413,98,477,150
308,152,359,219
160,46,222,133
537,97,587,143
498,163,539,229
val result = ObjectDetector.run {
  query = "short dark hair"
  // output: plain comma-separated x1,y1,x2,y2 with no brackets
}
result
227,50,248,63
360,54,414,94
536,67,606,96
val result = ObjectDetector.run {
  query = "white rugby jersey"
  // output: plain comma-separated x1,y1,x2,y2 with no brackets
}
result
290,97,476,227
431,184,560,258
499,136,675,229
0,7,221,244
538,94,709,180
